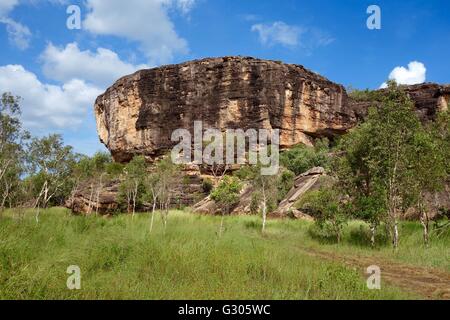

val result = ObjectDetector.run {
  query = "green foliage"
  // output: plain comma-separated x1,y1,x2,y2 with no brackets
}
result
280,138,331,175
335,82,448,247
201,178,214,194
105,162,124,177
277,169,295,202
0,208,424,299
0,93,29,209
211,176,242,214
27,134,78,207
347,87,383,102
299,187,347,243
118,156,147,213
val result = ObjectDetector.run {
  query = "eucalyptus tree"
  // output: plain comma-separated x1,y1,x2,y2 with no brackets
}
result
0,93,29,214
211,176,242,237
335,81,446,248
120,155,147,218
27,134,77,222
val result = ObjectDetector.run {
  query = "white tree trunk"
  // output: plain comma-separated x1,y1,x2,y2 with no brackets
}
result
393,220,399,249
150,200,156,233
420,211,429,248
370,224,376,248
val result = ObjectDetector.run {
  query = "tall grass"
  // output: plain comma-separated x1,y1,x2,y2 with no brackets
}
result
0,208,421,299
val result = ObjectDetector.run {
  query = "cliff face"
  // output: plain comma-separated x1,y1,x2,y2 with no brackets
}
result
95,56,355,162
349,83,450,121
85,60,450,216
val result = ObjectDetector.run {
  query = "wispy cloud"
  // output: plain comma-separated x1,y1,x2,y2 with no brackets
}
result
0,0,31,50
251,20,334,52
251,21,302,47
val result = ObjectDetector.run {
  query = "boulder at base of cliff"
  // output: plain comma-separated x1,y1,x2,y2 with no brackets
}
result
192,183,254,215
66,180,120,215
272,167,329,219
193,167,329,219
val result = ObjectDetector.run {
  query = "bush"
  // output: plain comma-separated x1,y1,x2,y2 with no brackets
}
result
299,187,347,243
201,178,214,194
280,138,331,175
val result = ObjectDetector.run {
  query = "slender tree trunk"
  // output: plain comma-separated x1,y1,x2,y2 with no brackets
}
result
370,224,376,248
163,202,169,235
335,223,341,244
95,174,104,217
261,182,267,233
219,213,225,238
150,199,156,233
34,181,48,223
35,205,40,223
420,210,429,248
219,205,228,238
87,183,94,214
132,192,136,219
261,200,267,233
393,219,399,249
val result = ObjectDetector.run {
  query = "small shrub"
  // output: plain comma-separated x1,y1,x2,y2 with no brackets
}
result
201,178,214,194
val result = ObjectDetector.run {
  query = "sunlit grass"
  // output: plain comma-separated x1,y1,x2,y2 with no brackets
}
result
0,208,429,299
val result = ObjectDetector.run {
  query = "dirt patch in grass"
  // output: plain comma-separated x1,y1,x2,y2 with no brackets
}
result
296,246,450,300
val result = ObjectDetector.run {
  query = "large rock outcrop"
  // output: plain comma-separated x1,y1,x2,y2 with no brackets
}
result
95,56,356,162
349,83,450,121
95,57,449,163
82,57,450,216
192,167,329,218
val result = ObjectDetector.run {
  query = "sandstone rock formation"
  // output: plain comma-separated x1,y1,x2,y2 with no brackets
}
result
66,180,120,215
274,167,328,217
67,165,207,215
193,167,329,219
95,57,449,163
95,56,355,162
82,57,450,216
349,83,450,122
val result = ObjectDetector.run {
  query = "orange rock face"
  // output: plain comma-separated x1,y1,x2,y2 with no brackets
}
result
94,56,449,163
94,56,356,162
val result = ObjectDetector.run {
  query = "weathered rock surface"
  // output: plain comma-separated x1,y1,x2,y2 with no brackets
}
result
66,180,120,215
67,165,207,215
95,56,354,162
349,83,450,121
95,57,449,163
192,167,329,219
273,167,328,217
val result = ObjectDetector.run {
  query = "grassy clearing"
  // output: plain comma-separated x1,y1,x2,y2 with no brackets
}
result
0,208,435,300
267,219,450,272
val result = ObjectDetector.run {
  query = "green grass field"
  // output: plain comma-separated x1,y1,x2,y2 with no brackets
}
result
0,208,448,300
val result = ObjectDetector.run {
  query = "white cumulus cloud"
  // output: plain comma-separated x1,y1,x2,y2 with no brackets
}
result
41,42,148,88
83,0,195,64
380,61,427,88
0,64,102,131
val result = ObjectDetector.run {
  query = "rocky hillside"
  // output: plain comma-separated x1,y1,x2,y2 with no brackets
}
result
70,57,449,216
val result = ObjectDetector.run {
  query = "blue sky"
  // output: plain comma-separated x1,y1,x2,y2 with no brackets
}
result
0,0,449,155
